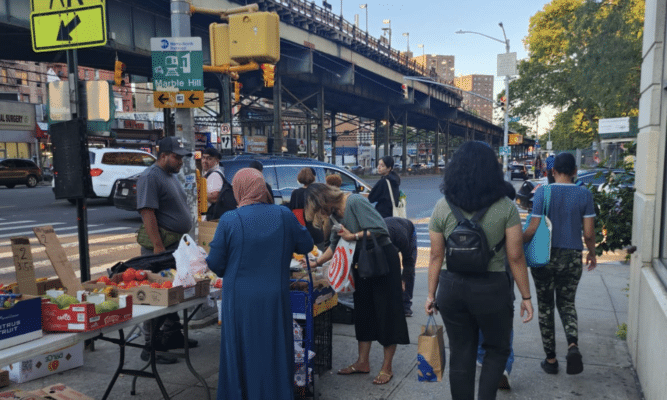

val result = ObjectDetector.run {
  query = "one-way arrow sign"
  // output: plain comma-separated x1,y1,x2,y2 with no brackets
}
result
188,93,200,104
56,14,81,41
153,90,204,108
157,93,169,105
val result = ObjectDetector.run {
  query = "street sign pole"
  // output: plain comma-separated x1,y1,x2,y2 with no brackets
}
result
171,0,198,239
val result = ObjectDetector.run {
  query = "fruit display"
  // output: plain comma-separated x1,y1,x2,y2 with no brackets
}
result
0,292,22,309
293,245,321,262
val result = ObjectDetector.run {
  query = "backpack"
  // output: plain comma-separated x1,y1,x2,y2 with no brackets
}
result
444,198,505,274
205,171,237,221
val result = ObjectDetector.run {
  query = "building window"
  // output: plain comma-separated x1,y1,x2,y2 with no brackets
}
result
22,94,30,102
20,72,27,85
37,95,43,103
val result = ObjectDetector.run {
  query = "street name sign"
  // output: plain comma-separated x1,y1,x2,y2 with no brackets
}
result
153,91,204,109
499,146,511,156
151,37,204,108
30,0,107,52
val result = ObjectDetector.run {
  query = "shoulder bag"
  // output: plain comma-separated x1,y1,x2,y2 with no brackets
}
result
386,179,407,218
523,185,553,267
356,230,389,278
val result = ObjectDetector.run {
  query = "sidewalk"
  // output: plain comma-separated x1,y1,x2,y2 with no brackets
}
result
2,261,643,399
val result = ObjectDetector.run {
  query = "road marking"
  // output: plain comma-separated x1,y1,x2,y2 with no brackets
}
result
0,223,68,238
0,242,140,274
0,220,34,226
0,232,138,258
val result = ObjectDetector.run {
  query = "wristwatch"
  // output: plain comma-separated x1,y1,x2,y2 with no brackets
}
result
355,232,359,240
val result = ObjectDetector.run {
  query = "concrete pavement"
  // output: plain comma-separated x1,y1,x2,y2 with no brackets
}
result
1,261,643,399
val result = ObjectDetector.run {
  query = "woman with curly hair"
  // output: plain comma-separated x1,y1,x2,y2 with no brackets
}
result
426,141,533,400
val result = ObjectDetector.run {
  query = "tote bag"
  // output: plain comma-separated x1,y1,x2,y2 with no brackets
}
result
523,184,552,267
327,238,357,293
356,230,389,278
386,180,407,218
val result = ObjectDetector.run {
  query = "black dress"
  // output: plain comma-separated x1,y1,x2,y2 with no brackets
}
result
368,171,401,218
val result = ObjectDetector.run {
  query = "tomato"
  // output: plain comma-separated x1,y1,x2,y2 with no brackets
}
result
122,269,136,282
161,281,173,289
97,276,111,284
135,270,148,281
150,282,162,289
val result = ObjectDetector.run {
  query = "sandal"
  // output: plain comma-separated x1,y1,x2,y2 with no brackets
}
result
337,364,370,375
372,371,393,385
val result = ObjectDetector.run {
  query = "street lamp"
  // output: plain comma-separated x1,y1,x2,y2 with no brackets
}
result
456,22,514,180
417,43,424,62
359,4,368,36
402,32,409,54
382,19,391,48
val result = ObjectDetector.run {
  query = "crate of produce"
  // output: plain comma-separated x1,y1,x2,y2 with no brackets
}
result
294,309,333,376
41,293,132,332
0,295,42,350
290,283,336,318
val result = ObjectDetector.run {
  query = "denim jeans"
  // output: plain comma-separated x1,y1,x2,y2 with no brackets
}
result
437,270,513,400
477,330,514,374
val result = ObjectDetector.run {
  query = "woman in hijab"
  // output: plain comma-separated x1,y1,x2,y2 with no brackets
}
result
206,168,314,400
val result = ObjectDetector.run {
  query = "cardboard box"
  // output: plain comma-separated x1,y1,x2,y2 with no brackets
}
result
3,342,84,383
198,220,217,253
84,272,183,307
0,295,42,351
290,285,337,318
41,295,132,332
29,384,93,400
0,370,9,388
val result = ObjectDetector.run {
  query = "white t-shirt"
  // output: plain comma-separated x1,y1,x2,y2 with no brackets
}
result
205,167,224,207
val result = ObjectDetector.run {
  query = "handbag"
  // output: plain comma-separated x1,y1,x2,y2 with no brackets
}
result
417,315,445,382
356,230,389,278
523,184,553,267
327,238,356,293
386,180,407,218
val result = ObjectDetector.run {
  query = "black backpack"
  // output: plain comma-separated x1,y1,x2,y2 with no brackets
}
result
205,171,237,221
445,198,505,274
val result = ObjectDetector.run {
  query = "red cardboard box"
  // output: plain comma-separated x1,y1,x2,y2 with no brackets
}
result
41,295,132,332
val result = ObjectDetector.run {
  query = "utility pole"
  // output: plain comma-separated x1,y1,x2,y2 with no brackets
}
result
171,0,197,238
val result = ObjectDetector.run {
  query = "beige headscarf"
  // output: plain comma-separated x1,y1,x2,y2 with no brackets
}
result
232,168,272,207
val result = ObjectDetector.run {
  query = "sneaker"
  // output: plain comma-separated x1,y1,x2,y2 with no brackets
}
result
476,360,483,367
140,349,178,364
540,359,559,374
161,330,199,350
498,370,511,390
566,346,584,375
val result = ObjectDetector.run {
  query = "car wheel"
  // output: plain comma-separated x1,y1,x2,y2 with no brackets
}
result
5,184,15,188
26,175,38,188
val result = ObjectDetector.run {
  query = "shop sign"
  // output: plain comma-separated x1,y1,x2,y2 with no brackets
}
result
123,120,145,129
246,136,267,153
0,112,32,130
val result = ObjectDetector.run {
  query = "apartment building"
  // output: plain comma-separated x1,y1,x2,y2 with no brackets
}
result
454,74,494,122
412,54,455,82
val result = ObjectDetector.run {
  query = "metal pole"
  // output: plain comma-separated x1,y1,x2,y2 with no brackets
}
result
273,70,282,153
365,8,368,37
331,111,337,165
171,0,197,238
503,36,510,180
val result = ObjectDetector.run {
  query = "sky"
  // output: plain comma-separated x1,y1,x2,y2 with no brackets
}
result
338,0,556,134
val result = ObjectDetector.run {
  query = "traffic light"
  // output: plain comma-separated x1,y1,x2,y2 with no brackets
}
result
234,81,242,102
499,96,507,112
261,64,275,87
114,60,126,86
402,84,408,99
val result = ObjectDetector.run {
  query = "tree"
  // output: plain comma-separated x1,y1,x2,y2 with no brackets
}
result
509,0,644,148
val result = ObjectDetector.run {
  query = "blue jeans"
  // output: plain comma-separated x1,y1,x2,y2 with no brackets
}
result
477,330,514,374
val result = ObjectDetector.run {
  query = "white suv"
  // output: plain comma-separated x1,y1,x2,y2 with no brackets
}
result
53,148,155,201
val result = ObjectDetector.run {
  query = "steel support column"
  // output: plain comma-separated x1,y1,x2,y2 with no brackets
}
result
402,111,408,174
445,122,450,166
374,119,380,169
434,120,441,172
317,86,325,161
384,106,390,157
272,70,283,153
331,111,337,164
306,122,312,159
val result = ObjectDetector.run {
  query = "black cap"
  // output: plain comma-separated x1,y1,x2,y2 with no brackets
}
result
158,137,192,157
203,147,221,160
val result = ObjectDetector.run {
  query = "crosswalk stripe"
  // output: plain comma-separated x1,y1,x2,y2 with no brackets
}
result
0,242,139,274
0,220,34,226
0,231,137,254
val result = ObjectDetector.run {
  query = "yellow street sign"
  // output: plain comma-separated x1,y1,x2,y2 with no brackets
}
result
30,0,107,52
153,91,205,109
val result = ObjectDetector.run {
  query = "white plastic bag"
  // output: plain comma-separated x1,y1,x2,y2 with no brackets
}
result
327,238,356,294
172,234,202,287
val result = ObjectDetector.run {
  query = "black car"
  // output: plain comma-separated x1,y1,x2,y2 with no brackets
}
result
113,155,372,211
515,168,634,211
510,164,528,180
0,158,42,188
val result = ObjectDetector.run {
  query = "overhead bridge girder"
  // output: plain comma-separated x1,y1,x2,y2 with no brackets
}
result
281,48,313,75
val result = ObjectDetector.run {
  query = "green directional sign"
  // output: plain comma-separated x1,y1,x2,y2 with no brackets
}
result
150,37,204,91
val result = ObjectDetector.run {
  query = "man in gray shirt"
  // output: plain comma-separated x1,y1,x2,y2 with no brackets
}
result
136,136,195,363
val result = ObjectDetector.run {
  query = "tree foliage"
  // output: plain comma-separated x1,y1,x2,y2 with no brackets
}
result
509,0,644,148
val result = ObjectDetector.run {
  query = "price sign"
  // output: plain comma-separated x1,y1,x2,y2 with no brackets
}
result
11,237,38,295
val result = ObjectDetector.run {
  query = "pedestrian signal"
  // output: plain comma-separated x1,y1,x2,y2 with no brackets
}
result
261,64,275,87
402,84,408,99
499,96,506,112
234,81,242,102
114,60,126,87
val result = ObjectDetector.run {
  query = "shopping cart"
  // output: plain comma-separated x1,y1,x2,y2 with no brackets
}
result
290,258,317,400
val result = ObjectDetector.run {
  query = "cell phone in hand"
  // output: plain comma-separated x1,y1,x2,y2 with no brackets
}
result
330,216,342,232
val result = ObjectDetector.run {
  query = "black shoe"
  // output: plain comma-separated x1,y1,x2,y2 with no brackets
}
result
404,310,413,317
140,349,178,364
566,346,584,375
161,330,199,350
498,370,511,390
541,359,559,374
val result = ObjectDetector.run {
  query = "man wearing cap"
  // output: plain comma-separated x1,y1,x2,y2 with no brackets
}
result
201,148,223,208
136,136,197,363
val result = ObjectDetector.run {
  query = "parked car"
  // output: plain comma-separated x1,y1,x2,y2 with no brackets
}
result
515,168,634,211
510,164,529,180
113,154,372,211
344,165,365,175
407,163,424,174
0,158,42,188
54,148,156,203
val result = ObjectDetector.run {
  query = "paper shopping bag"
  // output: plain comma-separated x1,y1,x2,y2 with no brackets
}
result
417,315,445,382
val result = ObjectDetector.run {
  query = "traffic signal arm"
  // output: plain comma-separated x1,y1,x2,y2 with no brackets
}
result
203,62,259,74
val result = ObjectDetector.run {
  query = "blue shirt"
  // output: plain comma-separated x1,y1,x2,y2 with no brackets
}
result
531,183,595,250
545,155,555,171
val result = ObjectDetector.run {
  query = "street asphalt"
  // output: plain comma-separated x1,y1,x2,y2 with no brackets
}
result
1,259,644,399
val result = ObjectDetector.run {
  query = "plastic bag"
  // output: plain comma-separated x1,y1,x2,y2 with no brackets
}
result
172,234,203,287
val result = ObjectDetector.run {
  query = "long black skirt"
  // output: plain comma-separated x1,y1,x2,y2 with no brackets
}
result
352,243,410,347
